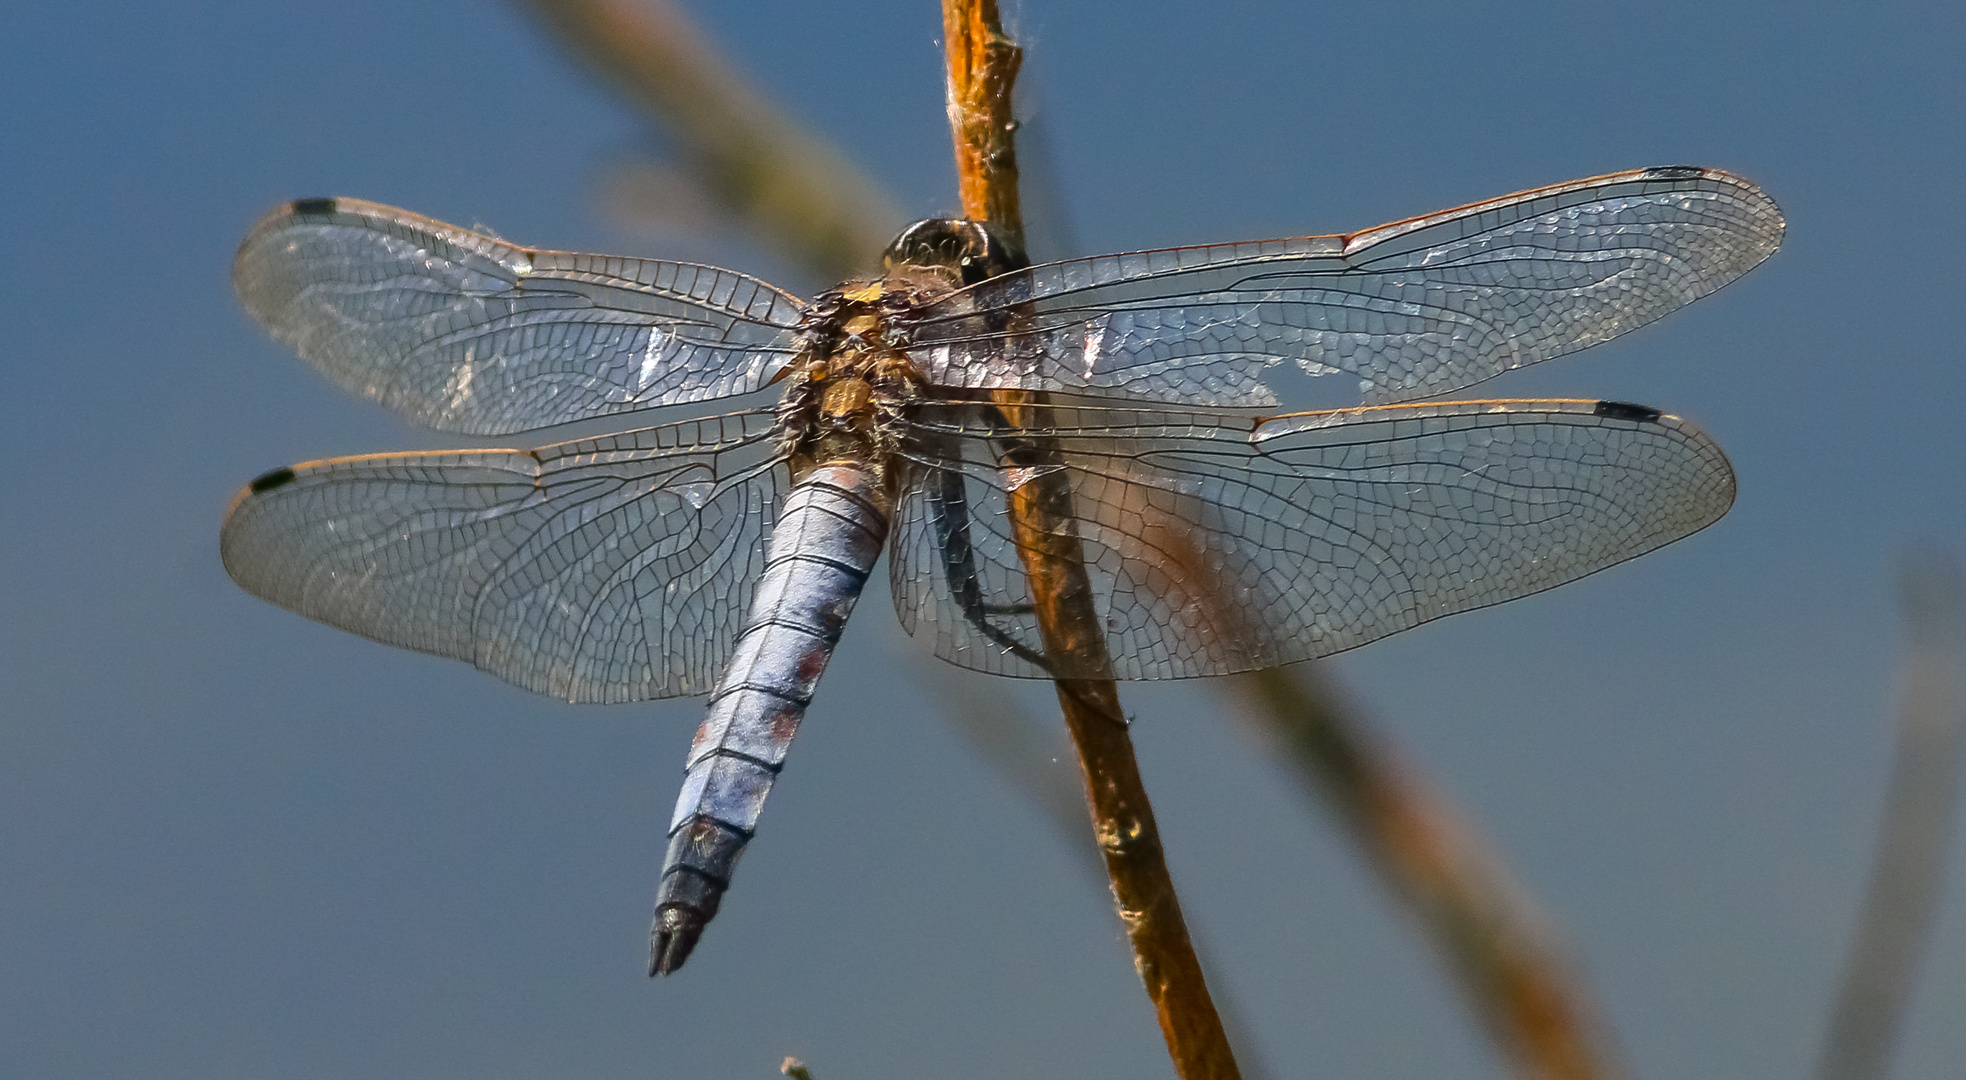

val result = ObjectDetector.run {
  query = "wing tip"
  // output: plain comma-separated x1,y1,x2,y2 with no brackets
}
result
234,198,343,302
1640,164,1786,245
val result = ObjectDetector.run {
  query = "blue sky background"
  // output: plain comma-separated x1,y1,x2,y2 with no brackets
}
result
5,2,1963,1078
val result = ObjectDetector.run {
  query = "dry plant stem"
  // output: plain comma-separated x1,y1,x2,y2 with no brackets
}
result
1814,554,1966,1080
941,0,1025,249
1006,496,1242,1080
515,0,903,279
942,3,1239,1077
1233,667,1626,1080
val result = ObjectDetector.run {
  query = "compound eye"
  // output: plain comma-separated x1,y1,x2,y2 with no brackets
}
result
958,244,997,286
882,217,1028,283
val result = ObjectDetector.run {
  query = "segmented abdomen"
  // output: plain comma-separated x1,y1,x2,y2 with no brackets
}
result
649,461,890,972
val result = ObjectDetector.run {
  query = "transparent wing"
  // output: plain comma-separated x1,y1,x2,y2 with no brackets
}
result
889,398,1733,679
220,410,787,703
234,198,808,435
907,168,1782,407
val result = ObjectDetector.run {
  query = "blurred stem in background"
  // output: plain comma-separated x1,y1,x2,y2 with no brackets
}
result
513,2,1642,1079
1226,665,1628,1080
1814,554,1965,1080
514,0,904,280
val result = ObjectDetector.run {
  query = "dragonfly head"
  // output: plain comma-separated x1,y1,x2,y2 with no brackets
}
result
882,218,1028,287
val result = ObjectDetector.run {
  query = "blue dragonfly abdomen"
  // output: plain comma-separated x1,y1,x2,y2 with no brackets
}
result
651,461,890,974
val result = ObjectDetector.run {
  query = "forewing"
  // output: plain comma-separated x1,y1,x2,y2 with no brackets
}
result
908,168,1782,407
234,198,807,435
220,410,786,703
891,399,1733,679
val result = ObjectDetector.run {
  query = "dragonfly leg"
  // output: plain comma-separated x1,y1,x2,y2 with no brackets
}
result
926,466,1052,672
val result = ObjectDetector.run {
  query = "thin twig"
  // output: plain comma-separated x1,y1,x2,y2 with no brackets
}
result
514,0,905,279
942,3,1241,1077
1814,552,1966,1080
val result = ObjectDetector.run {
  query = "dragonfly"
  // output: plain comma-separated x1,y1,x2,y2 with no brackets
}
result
221,166,1783,974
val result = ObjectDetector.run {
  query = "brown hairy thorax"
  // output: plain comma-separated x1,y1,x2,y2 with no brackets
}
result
779,216,1030,491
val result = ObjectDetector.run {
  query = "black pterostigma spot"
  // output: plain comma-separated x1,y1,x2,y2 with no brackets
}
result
248,466,297,494
1594,400,1663,423
1642,165,1705,180
289,197,337,216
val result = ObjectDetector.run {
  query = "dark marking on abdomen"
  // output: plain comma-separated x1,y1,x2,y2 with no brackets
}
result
249,466,297,493
1594,400,1663,423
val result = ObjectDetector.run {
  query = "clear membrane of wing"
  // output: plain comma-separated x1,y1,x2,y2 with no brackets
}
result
220,411,786,703
891,399,1734,680
910,168,1783,408
234,198,807,435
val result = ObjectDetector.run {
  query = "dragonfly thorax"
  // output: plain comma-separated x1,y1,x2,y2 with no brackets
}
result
780,288,925,485
781,215,1031,473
